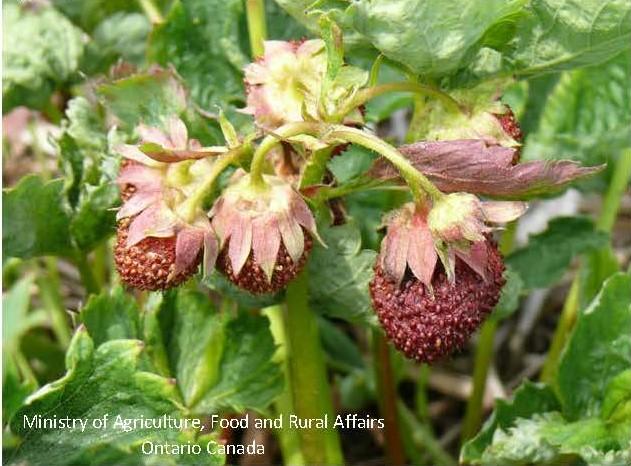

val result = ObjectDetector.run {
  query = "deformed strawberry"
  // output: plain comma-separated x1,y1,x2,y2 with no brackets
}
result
114,218,202,291
114,117,220,291
369,199,524,362
209,173,321,294
370,239,504,362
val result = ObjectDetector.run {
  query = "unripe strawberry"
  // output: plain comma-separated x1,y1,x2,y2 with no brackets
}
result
370,239,505,362
209,173,322,294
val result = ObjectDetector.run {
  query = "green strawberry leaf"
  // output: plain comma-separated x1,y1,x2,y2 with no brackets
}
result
308,222,378,326
461,381,561,463
81,12,151,75
318,317,365,372
150,290,283,414
193,311,284,414
2,3,85,113
327,145,377,184
506,216,609,289
558,273,631,419
98,69,188,130
147,0,248,112
351,0,526,78
51,0,148,32
478,413,619,465
158,290,226,409
523,53,631,192
601,369,631,446
490,265,524,322
58,97,119,252
2,176,74,260
80,286,141,346
502,0,631,78
7,328,225,465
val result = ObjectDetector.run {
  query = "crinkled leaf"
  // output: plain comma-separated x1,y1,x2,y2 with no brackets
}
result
479,413,618,465
506,216,609,289
523,53,631,192
147,0,247,111
308,222,378,326
69,183,119,251
503,0,631,78
370,139,604,200
2,3,85,112
461,381,561,463
351,0,526,77
558,273,631,419
274,0,371,50
80,286,140,347
98,69,188,130
7,328,224,465
59,97,119,251
81,13,151,74
51,0,150,32
2,176,74,260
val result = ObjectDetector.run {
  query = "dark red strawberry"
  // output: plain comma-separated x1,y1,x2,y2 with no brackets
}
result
217,231,313,294
369,239,505,363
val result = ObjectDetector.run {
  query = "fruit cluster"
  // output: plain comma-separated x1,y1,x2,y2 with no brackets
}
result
113,39,597,363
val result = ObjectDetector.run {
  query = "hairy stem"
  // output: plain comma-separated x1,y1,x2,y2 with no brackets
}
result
336,82,463,120
177,146,249,222
461,221,517,442
246,0,267,58
284,272,344,465
249,122,444,202
541,148,631,383
373,331,406,465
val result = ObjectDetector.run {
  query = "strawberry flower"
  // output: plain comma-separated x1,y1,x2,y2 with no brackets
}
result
242,40,364,129
209,173,322,294
114,117,221,290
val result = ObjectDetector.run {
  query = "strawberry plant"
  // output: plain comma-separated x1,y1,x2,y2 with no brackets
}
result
2,0,630,465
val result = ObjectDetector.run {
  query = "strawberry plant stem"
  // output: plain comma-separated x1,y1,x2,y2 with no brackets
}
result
541,148,631,383
74,255,99,295
137,0,163,23
38,258,71,347
284,271,344,465
178,146,249,222
263,305,305,465
373,331,406,465
336,82,463,119
249,122,444,202
246,0,267,58
461,221,517,442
